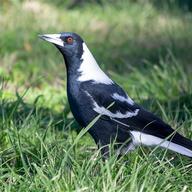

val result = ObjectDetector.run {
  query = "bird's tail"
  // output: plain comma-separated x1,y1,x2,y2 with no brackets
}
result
167,132,192,157
131,131,192,157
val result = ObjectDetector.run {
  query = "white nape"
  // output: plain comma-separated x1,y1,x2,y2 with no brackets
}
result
112,93,134,106
130,131,192,157
84,91,139,118
42,34,64,47
78,43,113,84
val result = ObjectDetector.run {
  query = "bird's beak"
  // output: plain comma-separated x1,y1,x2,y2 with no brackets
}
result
38,34,64,47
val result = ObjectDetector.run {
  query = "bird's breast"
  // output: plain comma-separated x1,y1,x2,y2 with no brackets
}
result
67,81,96,126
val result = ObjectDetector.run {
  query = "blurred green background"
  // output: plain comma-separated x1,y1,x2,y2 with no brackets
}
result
1,1,192,191
1,0,192,99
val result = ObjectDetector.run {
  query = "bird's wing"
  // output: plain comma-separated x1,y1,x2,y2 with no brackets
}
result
82,82,192,156
82,82,187,142
81,82,140,120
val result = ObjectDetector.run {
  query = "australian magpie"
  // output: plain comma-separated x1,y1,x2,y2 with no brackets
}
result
39,32,192,158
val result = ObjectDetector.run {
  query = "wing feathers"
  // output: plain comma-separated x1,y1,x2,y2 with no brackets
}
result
81,82,192,158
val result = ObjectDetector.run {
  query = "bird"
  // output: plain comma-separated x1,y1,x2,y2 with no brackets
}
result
39,32,192,159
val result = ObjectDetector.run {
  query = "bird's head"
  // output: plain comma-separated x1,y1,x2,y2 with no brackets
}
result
39,32,84,66
39,32,111,84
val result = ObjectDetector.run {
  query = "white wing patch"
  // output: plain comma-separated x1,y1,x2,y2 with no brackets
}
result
77,43,113,85
130,131,192,157
85,91,139,119
112,93,134,105
93,101,139,118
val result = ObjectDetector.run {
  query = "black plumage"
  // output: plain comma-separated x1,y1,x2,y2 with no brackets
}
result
39,32,192,158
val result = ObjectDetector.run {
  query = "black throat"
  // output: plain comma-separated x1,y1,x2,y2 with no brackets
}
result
57,43,84,80
64,54,82,78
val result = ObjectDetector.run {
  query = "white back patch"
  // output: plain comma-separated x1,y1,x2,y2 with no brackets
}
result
77,43,113,84
85,91,139,118
112,93,134,105
130,131,192,157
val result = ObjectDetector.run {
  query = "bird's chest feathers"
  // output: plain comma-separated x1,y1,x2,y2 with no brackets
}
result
67,81,94,124
67,80,81,106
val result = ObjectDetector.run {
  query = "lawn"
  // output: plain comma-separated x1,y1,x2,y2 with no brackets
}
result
0,0,192,191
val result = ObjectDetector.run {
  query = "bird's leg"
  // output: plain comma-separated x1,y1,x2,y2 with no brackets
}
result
99,141,136,160
100,144,110,160
116,141,136,157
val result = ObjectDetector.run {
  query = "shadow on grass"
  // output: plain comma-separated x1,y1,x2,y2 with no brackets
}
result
151,0,192,12
142,93,192,121
43,0,192,12
92,32,192,74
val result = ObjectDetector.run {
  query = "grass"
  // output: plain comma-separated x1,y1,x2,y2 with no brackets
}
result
0,0,192,191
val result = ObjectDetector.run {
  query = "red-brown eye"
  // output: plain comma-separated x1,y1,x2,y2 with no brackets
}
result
66,37,73,44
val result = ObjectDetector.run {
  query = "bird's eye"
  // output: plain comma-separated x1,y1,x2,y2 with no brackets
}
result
66,37,73,44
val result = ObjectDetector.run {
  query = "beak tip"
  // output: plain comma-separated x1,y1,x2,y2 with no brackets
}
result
38,34,44,39
38,33,63,47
